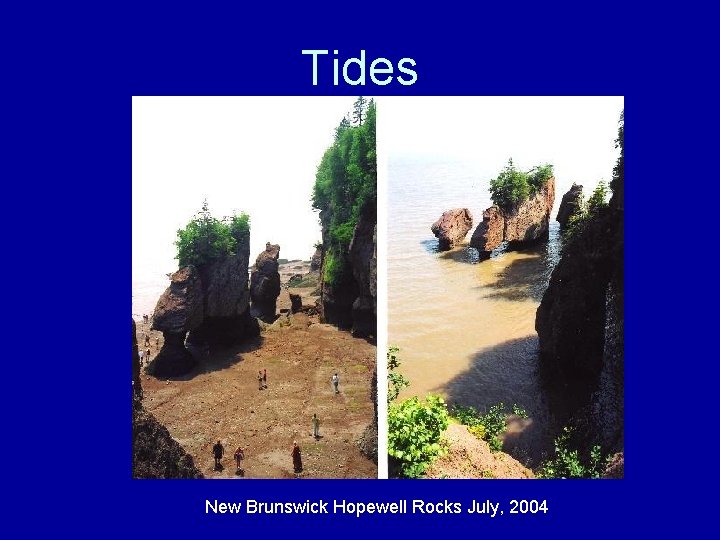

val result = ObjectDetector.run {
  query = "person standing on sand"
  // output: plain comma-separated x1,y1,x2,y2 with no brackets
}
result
145,334,150,347
332,373,340,394
233,446,245,475
156,337,159,349
292,441,303,473
258,371,264,390
212,440,224,470
139,349,144,365
263,369,267,388
145,348,151,363
312,413,320,438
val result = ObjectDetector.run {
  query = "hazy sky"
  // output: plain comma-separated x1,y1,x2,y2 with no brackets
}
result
132,96,359,281
380,96,624,213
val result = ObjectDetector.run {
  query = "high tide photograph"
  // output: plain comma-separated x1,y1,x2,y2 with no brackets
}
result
386,97,624,479
132,96,377,478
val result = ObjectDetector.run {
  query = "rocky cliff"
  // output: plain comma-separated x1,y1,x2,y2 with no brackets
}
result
250,243,281,322
470,177,555,259
132,320,203,478
318,201,376,337
431,208,473,250
535,121,623,453
557,183,583,228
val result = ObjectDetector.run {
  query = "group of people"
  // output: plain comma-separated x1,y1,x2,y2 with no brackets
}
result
208,352,342,477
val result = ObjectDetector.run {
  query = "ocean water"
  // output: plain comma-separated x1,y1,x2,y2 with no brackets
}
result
388,156,564,465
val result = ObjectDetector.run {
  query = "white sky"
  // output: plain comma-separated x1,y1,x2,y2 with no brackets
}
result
380,96,624,204
132,96,360,280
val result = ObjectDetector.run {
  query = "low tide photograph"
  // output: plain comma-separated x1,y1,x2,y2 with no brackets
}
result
132,96,377,478
385,97,624,479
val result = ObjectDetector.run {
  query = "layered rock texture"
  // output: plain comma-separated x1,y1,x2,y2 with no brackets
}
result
310,246,322,271
536,128,623,453
358,368,378,464
556,183,583,228
470,177,555,259
132,320,203,478
250,243,281,322
150,266,203,376
431,208,473,250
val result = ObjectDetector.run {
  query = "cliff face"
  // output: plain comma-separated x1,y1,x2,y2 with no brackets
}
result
471,177,555,258
132,320,203,478
349,202,377,338
535,135,623,452
318,201,376,337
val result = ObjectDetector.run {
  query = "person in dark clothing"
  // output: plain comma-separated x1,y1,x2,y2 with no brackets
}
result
292,441,302,473
258,371,264,390
263,369,267,388
212,440,224,469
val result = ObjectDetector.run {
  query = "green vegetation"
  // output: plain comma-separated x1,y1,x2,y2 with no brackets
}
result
387,346,410,404
175,200,250,267
489,159,553,212
312,97,376,286
563,180,610,244
388,395,450,478
450,403,527,452
537,427,609,479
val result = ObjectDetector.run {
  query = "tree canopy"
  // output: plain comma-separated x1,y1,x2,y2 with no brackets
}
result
489,159,553,212
312,98,376,285
175,200,250,268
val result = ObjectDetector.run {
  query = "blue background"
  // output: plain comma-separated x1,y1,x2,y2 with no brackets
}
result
5,0,706,536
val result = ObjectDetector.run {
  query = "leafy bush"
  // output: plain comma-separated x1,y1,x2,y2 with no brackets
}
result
489,159,553,211
322,248,348,287
537,426,609,479
388,394,449,478
387,346,410,404
451,402,527,452
175,200,250,267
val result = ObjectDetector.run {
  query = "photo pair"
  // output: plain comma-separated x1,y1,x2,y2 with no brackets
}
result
132,96,624,480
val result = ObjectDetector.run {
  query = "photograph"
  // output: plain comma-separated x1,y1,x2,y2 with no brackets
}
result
386,97,624,479
132,96,377,478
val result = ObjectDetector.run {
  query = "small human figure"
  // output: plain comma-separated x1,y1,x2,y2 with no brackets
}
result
145,348,151,362
292,441,303,473
332,372,340,394
233,446,245,475
139,349,144,365
258,371,264,390
144,334,150,347
263,369,267,388
212,440,224,470
312,413,320,439
156,337,160,349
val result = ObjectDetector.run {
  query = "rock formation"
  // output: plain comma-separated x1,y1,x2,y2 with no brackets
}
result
469,206,504,258
349,202,377,338
289,293,302,313
250,243,281,322
431,208,473,250
556,183,583,228
132,320,203,478
536,120,623,453
602,452,624,479
358,368,378,464
150,266,203,377
470,177,555,258
188,234,256,347
310,246,322,271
